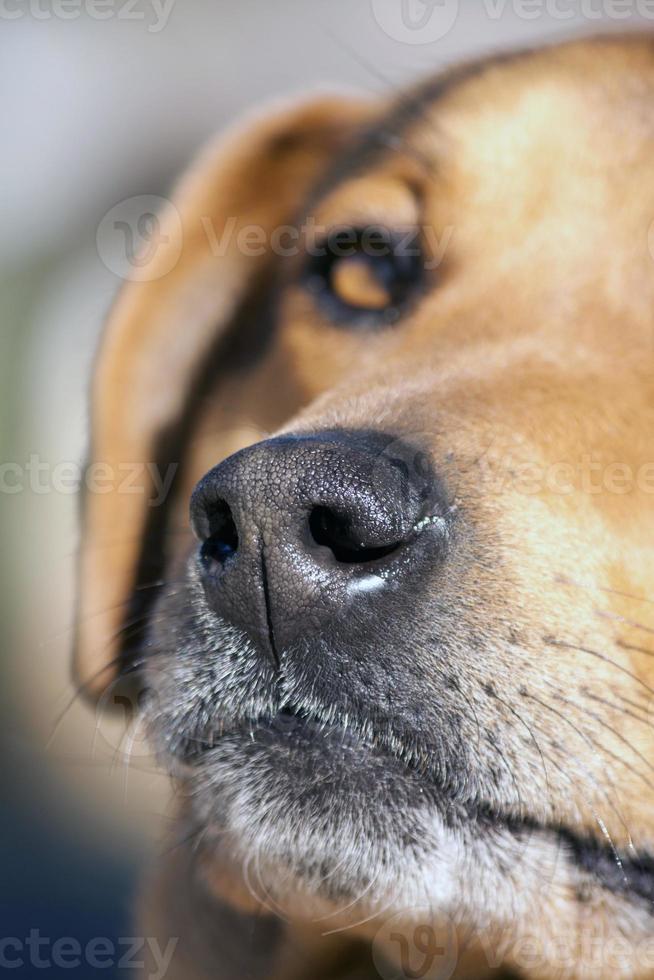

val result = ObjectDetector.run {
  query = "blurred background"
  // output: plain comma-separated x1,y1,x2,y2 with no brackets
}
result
2,1,651,975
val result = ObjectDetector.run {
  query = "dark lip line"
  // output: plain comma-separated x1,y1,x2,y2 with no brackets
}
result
476,809,654,910
194,706,654,912
554,825,654,908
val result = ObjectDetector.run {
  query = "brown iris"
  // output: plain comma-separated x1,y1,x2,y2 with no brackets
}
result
330,254,392,310
303,225,424,328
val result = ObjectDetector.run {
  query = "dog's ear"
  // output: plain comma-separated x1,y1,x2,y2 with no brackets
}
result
75,94,373,698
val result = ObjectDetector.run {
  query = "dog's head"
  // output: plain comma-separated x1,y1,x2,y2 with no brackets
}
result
77,37,654,977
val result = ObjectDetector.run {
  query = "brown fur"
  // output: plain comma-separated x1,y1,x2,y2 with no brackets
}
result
78,36,654,979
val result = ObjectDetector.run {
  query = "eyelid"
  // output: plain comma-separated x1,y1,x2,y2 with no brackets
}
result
308,177,421,235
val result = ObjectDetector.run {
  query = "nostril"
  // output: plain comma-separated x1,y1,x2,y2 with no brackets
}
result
308,505,402,565
199,499,239,570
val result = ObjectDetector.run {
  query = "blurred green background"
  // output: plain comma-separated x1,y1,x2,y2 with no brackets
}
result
1,1,650,975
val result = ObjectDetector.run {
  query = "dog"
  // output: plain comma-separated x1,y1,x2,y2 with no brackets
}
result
75,35,654,979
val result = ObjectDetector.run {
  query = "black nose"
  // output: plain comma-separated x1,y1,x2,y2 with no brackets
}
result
190,429,442,661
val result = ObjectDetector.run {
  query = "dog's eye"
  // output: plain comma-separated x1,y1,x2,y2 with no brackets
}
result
303,226,423,327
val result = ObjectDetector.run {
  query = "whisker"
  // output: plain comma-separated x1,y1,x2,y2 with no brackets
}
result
47,656,144,750
485,728,525,818
617,639,654,659
252,842,293,921
43,753,161,775
242,852,289,922
581,687,653,729
492,688,552,802
312,864,382,923
530,739,632,873
320,888,400,938
544,638,654,701
41,577,187,648
595,609,654,637
47,616,183,749
312,20,455,200
554,574,654,607
447,671,482,748
541,683,654,797
59,525,192,561
524,690,637,853
159,823,210,859
614,689,654,713
562,696,654,785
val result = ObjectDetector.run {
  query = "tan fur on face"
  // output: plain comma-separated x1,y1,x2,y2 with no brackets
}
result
79,36,654,979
